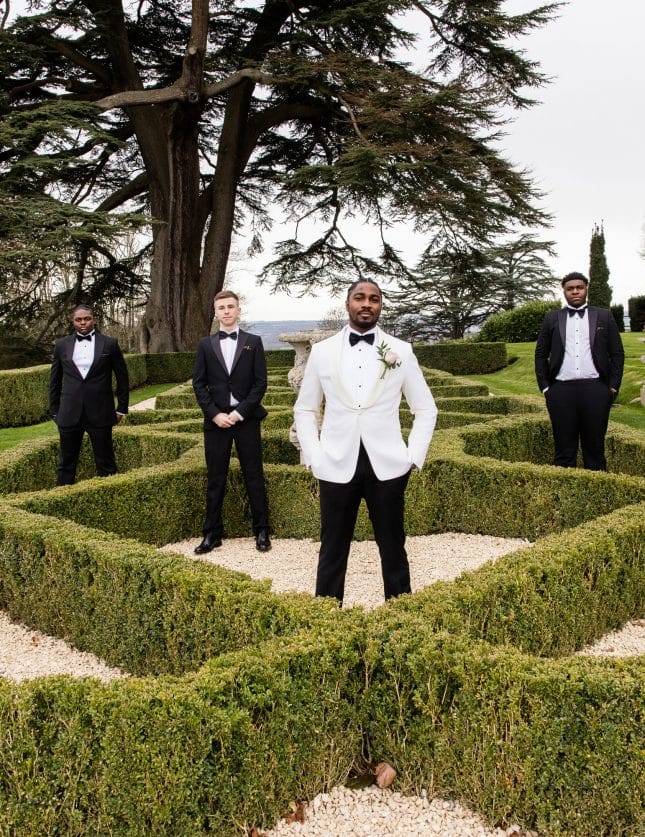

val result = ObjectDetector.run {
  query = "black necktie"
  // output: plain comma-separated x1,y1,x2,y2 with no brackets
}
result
568,307,586,318
76,333,92,341
218,331,237,340
349,332,375,346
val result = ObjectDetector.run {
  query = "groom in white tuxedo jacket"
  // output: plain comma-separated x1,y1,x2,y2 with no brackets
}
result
294,280,437,603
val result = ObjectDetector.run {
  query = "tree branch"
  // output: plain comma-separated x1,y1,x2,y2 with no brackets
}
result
96,68,275,112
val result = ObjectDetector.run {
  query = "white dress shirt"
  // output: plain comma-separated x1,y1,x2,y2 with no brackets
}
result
72,332,95,378
342,328,379,408
219,330,237,372
219,330,242,415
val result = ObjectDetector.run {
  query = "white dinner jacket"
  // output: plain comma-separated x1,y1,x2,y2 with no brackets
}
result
294,326,438,483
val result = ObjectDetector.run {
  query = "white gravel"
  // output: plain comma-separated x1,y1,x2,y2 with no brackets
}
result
0,610,127,682
161,532,531,610
129,396,157,411
577,617,645,657
1,534,641,837
261,785,537,836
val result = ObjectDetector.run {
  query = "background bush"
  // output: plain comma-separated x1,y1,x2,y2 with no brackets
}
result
628,295,645,332
611,303,625,332
412,342,508,374
477,300,561,343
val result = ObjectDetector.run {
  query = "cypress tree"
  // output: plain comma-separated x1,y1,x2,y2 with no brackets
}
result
588,223,613,307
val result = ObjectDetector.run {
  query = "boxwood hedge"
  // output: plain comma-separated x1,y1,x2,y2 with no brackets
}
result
0,361,643,836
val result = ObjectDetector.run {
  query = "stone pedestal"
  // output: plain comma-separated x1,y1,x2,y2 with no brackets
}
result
279,329,337,461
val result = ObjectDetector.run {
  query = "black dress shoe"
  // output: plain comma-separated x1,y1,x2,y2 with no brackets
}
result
194,533,222,554
255,529,272,552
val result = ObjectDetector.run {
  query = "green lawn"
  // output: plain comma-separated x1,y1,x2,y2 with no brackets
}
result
467,333,645,432
0,382,177,452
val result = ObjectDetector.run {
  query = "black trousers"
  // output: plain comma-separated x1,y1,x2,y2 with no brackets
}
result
56,421,116,485
545,379,613,470
202,418,269,538
316,442,412,603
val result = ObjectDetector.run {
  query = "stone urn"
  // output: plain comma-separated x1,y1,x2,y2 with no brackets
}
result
279,328,337,460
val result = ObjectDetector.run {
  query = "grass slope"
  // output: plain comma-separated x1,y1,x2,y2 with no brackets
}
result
467,333,645,432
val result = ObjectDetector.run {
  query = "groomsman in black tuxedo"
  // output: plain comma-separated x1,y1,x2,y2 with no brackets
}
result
192,290,271,554
535,272,624,470
48,303,129,485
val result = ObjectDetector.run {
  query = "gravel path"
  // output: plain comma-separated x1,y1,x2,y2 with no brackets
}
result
0,610,127,682
262,785,536,836
129,396,157,411
1,534,642,837
161,532,530,610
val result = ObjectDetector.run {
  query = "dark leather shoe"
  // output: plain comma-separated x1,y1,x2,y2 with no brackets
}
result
194,533,222,554
255,529,272,552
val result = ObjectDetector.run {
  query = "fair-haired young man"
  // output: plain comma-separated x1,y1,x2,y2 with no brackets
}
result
193,291,271,553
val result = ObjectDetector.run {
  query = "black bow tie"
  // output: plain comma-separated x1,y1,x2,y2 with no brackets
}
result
218,331,237,340
76,333,93,341
568,307,586,318
349,332,375,346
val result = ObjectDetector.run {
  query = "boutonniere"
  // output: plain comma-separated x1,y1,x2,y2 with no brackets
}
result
243,345,252,351
377,341,401,379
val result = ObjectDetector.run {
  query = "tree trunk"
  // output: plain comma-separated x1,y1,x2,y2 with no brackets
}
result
142,104,210,352
141,83,254,352
200,82,255,325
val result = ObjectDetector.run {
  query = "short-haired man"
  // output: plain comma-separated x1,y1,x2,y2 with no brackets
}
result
294,280,437,604
535,271,624,470
192,291,271,553
48,303,129,485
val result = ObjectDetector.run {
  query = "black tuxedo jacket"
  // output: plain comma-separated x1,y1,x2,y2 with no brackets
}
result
192,330,268,430
48,332,130,428
534,307,624,392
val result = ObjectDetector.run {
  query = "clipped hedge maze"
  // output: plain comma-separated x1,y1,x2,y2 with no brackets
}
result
0,366,643,835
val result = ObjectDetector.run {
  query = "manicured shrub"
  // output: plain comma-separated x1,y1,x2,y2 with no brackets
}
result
610,303,625,332
0,365,643,837
0,365,50,426
413,342,508,374
478,300,560,343
628,295,645,332
265,349,294,366
0,621,365,835
145,352,195,383
363,622,644,836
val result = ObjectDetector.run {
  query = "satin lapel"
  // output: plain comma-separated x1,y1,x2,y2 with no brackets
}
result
86,333,106,377
331,328,356,409
557,309,567,346
588,307,599,348
209,334,227,372
64,336,83,379
64,335,76,363
230,330,246,371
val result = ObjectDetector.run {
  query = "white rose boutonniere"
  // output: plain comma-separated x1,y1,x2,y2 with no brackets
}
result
377,341,401,379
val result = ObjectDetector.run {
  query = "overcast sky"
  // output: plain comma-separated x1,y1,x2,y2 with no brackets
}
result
238,0,645,320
